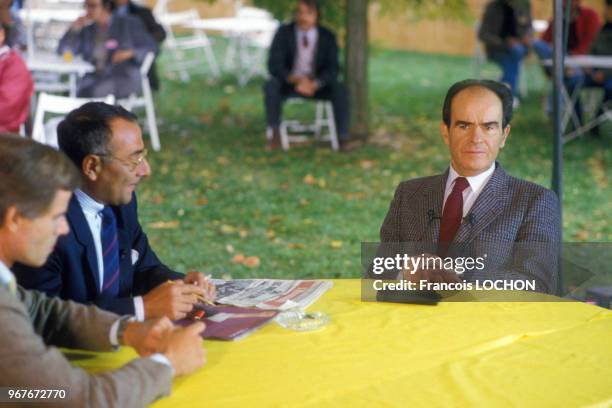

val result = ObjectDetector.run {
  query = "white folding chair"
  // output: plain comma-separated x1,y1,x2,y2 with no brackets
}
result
269,98,339,151
32,93,115,147
154,0,219,81
119,52,161,152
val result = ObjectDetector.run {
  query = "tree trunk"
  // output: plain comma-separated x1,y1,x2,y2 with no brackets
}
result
345,0,369,140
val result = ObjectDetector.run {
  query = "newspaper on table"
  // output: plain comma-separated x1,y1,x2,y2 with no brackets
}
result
211,279,333,310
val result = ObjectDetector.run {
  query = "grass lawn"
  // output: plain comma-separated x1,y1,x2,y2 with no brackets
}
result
136,43,611,279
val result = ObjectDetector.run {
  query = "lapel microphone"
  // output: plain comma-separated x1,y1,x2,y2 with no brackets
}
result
427,209,441,225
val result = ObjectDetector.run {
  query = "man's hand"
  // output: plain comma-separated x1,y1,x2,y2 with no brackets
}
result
401,253,462,284
143,280,205,320
163,322,207,376
295,78,317,97
287,74,304,84
506,37,521,49
122,317,174,356
592,71,606,84
70,16,92,31
183,272,216,302
111,49,134,64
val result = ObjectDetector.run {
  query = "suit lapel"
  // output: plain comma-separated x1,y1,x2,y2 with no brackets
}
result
454,162,507,243
67,196,101,291
415,171,447,242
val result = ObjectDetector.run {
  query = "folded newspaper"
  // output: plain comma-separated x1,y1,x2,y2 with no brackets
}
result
211,279,333,310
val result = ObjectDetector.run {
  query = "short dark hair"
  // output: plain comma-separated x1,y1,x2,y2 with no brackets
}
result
442,79,513,129
296,0,320,21
57,102,137,169
0,134,80,224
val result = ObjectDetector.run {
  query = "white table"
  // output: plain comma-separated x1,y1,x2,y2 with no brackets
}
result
185,17,279,85
542,55,612,142
26,52,94,96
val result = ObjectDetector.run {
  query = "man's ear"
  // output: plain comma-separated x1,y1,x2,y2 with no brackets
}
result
500,124,511,148
3,206,22,233
82,155,103,182
440,121,450,146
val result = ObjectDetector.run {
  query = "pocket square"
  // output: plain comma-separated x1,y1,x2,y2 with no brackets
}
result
131,249,140,265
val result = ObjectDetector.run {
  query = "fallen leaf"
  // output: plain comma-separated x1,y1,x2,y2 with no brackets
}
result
244,256,260,268
268,215,284,224
300,199,310,206
265,229,276,239
239,229,249,238
359,159,376,170
303,174,316,185
226,244,234,253
220,224,235,234
148,220,179,229
217,156,230,166
196,197,209,206
303,218,314,225
231,254,245,264
288,243,305,249
177,208,185,217
330,240,343,249
317,178,327,188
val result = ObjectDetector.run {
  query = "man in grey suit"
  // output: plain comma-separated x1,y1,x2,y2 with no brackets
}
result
373,79,560,294
58,0,157,98
0,134,205,407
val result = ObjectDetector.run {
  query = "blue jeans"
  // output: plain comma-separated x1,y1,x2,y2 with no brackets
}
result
488,44,529,97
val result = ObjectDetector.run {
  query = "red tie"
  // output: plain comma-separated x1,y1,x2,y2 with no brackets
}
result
439,177,469,244
302,33,309,48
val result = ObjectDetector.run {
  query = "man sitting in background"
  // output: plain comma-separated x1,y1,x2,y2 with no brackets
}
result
586,0,612,135
0,24,32,133
58,0,158,98
479,0,533,107
264,0,352,151
113,0,166,90
14,103,216,320
0,134,205,407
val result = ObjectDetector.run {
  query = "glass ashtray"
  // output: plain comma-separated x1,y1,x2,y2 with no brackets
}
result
275,310,330,331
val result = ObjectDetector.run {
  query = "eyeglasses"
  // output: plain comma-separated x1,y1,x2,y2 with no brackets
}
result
95,148,148,171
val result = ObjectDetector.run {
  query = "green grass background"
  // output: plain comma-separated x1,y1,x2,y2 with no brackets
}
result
136,42,611,279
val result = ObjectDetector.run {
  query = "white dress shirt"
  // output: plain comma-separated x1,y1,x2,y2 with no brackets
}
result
443,162,496,218
74,190,145,321
291,26,318,78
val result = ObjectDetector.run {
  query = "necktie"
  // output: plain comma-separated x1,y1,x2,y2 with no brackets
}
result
439,177,470,246
302,33,309,48
100,206,120,296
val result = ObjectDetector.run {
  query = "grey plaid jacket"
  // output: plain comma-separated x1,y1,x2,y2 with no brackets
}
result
375,162,561,294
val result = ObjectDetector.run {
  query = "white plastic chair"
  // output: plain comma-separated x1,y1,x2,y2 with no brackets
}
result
154,0,219,81
269,98,339,151
32,93,115,147
119,52,161,152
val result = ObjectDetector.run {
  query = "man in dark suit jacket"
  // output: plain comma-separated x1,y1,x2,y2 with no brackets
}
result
114,0,166,90
264,0,351,150
0,134,205,407
58,0,158,98
370,79,561,294
14,103,216,318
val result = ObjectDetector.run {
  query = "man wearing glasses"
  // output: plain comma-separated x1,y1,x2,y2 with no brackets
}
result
14,103,216,321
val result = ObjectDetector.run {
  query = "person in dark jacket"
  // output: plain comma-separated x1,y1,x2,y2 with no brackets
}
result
113,0,166,90
58,0,158,98
478,0,533,103
263,0,352,150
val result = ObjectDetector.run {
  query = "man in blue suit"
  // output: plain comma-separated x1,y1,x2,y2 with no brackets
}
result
14,103,215,319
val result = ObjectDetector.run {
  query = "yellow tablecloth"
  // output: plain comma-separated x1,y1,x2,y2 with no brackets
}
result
74,280,612,407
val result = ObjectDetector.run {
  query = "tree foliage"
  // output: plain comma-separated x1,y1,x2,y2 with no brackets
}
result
251,0,472,32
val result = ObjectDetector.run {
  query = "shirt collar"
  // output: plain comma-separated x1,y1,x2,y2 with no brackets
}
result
0,46,10,58
116,4,129,16
447,162,496,193
0,260,14,288
74,189,105,215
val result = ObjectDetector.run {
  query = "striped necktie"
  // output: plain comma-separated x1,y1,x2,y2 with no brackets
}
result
100,206,120,296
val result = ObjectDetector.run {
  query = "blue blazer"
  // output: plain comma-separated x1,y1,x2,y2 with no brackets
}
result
14,194,183,315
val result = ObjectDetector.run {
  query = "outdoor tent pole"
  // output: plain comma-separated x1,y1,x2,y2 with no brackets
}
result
552,0,564,295
552,0,563,201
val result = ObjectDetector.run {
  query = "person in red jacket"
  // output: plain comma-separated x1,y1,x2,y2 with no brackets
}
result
0,24,33,133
